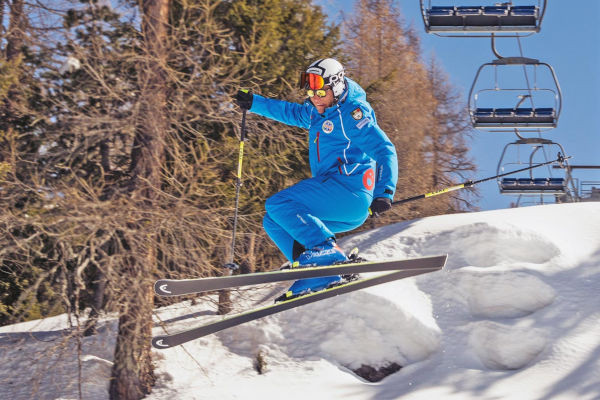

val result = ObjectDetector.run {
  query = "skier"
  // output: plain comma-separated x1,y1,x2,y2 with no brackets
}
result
235,58,398,300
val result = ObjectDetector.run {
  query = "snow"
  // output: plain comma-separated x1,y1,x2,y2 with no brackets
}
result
59,56,81,75
1,202,599,400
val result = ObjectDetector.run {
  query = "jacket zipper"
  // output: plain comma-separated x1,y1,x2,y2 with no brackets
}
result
315,131,320,162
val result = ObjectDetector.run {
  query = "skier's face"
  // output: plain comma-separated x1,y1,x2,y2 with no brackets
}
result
310,86,334,114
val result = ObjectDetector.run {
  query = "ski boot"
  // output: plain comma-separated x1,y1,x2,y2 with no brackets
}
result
274,238,348,302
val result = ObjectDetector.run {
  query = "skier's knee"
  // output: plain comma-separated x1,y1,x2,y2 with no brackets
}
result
265,191,288,213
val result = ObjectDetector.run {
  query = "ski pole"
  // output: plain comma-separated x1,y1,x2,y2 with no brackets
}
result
392,153,569,206
225,109,247,271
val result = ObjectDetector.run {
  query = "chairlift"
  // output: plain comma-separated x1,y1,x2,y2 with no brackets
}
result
420,0,546,37
468,57,562,131
496,138,575,199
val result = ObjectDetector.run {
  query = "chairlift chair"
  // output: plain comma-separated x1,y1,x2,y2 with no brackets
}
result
420,0,546,37
496,138,575,198
468,57,562,131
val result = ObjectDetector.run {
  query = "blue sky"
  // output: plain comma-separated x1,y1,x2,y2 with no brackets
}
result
316,0,600,210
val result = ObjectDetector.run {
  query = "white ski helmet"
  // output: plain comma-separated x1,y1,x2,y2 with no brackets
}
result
303,58,346,98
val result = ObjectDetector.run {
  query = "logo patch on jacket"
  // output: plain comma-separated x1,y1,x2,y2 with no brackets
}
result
351,108,363,120
356,117,371,130
322,120,334,134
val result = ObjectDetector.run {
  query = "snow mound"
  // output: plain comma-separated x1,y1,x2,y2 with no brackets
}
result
346,221,561,270
457,270,556,318
469,321,548,370
421,223,561,268
221,289,441,370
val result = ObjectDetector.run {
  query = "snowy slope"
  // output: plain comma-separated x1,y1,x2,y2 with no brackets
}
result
1,202,599,400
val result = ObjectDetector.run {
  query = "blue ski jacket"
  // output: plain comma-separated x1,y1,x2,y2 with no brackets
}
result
249,78,398,200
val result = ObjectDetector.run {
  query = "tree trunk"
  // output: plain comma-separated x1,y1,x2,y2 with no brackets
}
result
110,0,169,398
0,1,5,41
84,264,106,337
218,243,233,315
109,251,157,399
129,0,170,197
6,0,24,61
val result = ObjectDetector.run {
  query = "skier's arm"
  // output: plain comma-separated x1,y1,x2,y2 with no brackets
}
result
250,94,312,129
348,107,398,200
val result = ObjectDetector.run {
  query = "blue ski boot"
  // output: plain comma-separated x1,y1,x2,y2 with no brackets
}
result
296,237,348,267
275,238,348,302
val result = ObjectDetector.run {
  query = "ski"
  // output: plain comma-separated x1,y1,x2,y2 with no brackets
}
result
154,254,447,297
152,255,447,349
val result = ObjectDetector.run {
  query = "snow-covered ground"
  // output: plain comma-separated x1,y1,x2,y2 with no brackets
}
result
1,202,599,400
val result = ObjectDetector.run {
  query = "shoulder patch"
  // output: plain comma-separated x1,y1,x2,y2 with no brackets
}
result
351,107,363,120
356,117,371,130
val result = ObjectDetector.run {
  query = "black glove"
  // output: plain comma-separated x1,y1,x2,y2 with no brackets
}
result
370,197,392,216
235,89,253,110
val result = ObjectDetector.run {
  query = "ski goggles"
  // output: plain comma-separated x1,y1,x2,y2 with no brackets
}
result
300,72,325,90
307,88,330,98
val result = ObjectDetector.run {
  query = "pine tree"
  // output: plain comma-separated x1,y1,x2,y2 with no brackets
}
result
0,0,66,325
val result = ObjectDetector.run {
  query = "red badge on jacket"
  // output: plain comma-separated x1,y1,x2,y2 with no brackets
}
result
351,108,363,120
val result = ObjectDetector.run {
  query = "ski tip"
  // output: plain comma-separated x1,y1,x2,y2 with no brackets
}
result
154,280,173,296
152,336,172,349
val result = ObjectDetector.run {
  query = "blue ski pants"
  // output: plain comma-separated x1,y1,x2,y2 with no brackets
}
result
263,176,372,261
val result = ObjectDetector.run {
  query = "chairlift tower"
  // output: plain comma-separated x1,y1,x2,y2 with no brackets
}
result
553,164,600,202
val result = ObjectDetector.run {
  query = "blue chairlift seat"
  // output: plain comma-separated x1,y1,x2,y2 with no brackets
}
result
502,178,517,186
518,178,533,186
474,108,494,117
456,6,482,16
515,108,534,117
429,6,455,16
495,108,514,117
504,5,538,26
548,178,566,190
534,108,555,117
483,6,509,16
511,6,538,17
533,107,555,123
428,6,461,26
